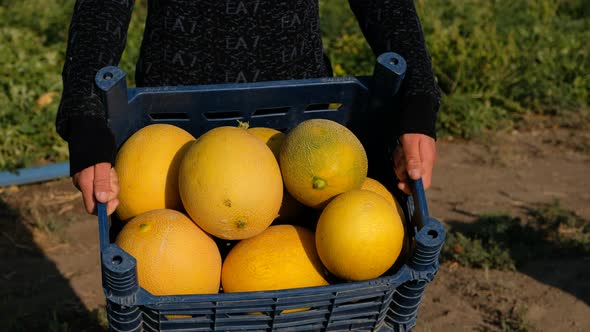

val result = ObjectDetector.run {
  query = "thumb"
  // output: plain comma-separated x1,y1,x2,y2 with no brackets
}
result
94,162,111,203
402,136,422,180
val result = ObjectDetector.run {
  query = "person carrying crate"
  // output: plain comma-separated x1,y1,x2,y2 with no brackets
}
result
55,0,442,216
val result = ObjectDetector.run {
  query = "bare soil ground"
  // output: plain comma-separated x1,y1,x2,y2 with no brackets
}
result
1,119,589,331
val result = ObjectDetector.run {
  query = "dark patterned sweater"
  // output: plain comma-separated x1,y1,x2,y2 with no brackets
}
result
57,0,441,175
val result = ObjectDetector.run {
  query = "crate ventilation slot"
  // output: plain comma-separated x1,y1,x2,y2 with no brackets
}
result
202,111,243,120
304,103,342,113
252,106,290,117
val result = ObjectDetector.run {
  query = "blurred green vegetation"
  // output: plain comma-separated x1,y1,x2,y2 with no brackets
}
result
0,0,146,171
1,0,589,170
321,0,590,138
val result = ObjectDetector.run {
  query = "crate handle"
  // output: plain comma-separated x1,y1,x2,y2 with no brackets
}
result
97,202,110,252
410,178,429,230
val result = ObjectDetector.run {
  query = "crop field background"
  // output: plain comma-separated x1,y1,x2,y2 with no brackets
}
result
0,0,589,331
1,0,588,170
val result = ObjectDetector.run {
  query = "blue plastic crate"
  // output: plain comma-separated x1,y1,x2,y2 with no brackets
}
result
95,52,445,332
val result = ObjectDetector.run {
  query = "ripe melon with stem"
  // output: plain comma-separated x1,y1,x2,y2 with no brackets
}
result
279,119,368,208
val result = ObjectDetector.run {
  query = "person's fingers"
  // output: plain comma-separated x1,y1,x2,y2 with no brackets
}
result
395,134,437,195
401,135,422,180
110,167,119,185
393,145,408,183
105,168,120,216
419,137,436,189
107,198,119,216
94,162,111,203
108,167,120,201
393,143,413,194
74,167,96,214
397,181,411,195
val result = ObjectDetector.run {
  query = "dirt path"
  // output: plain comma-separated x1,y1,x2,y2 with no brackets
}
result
1,125,588,331
415,125,590,331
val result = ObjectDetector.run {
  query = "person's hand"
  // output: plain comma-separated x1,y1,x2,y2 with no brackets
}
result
393,133,436,195
72,162,119,215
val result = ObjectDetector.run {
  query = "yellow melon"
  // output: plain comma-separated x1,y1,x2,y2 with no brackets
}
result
178,126,283,240
221,225,329,293
115,209,221,295
315,190,405,281
360,178,410,263
247,127,285,161
115,124,195,220
279,119,368,208
361,177,406,222
246,126,310,225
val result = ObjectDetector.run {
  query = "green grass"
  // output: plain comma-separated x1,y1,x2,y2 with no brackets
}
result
0,0,146,171
1,0,589,171
420,0,590,138
0,1,71,171
442,199,590,270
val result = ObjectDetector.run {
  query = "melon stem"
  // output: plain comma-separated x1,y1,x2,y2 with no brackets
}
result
236,120,250,129
236,219,247,228
312,176,327,190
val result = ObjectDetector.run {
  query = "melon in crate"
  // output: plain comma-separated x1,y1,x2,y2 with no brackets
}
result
178,126,283,240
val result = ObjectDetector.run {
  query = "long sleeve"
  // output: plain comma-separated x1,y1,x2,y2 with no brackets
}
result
56,0,135,175
347,0,441,139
